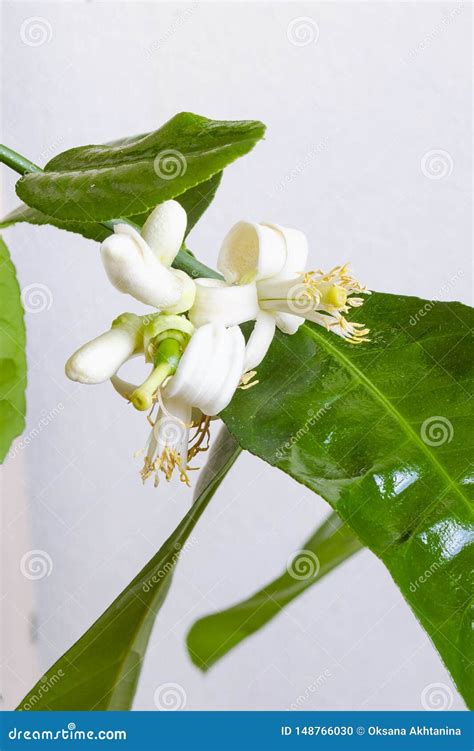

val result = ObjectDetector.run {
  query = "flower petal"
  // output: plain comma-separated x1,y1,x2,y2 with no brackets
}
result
154,396,191,459
244,312,276,371
65,323,140,384
263,223,308,279
274,312,305,335
164,324,214,405
164,323,245,416
188,278,259,327
141,200,187,267
218,221,287,283
198,325,245,415
110,374,138,400
100,226,192,310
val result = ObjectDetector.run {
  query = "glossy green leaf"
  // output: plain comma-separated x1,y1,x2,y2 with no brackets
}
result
1,172,223,243
187,511,362,670
222,293,474,707
0,236,26,462
15,113,264,222
18,428,241,710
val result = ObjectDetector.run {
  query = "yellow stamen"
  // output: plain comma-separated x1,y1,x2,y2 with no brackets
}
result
240,370,259,390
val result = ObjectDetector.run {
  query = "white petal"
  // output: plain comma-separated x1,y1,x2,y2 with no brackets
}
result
274,312,305,335
141,200,187,266
262,223,308,279
65,327,138,384
110,374,138,400
218,221,287,283
100,228,189,310
164,324,214,405
164,323,245,416
243,312,276,371
197,325,245,415
188,278,259,327
258,275,317,317
154,396,191,459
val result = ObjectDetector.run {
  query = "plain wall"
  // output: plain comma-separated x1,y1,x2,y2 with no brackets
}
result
1,1,471,710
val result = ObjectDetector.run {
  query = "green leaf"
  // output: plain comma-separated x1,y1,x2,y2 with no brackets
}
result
0,235,26,462
15,113,265,222
222,292,474,707
0,204,110,242
187,511,362,670
17,427,241,710
1,172,223,243
131,172,223,237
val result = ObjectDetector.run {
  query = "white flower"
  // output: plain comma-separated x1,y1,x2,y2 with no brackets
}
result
65,197,250,488
111,322,245,486
100,200,195,312
189,220,370,369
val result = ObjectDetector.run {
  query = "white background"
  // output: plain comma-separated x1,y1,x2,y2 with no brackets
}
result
1,1,471,711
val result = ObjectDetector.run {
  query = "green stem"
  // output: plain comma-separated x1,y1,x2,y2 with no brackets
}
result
0,145,42,176
0,144,221,281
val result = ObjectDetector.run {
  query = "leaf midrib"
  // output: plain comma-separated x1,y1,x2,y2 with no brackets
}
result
301,323,470,510
30,137,260,177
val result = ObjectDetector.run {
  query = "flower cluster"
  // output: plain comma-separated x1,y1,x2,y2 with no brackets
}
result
66,202,369,486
